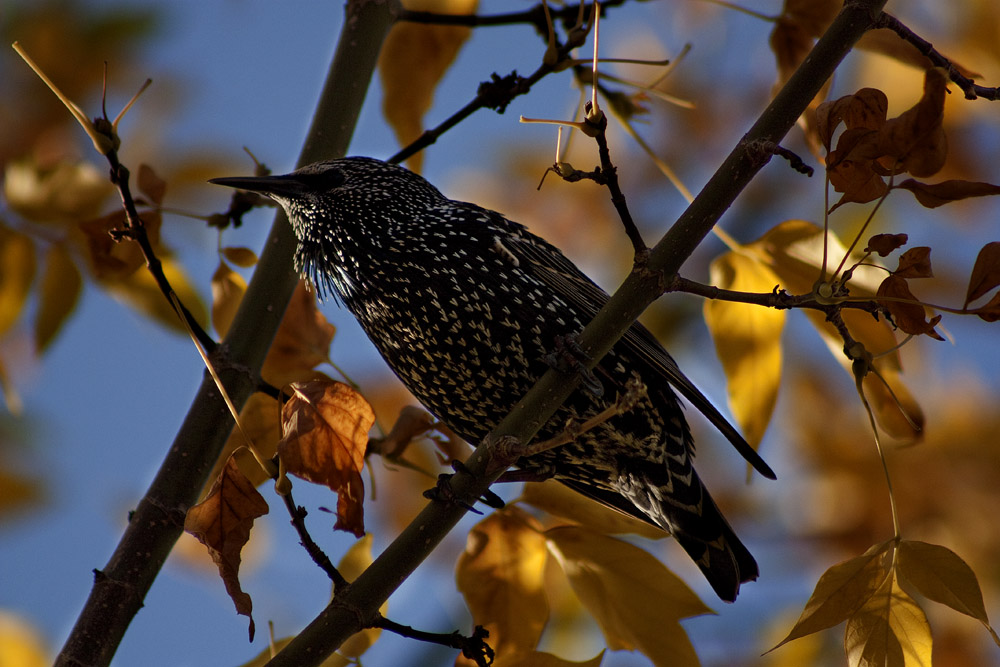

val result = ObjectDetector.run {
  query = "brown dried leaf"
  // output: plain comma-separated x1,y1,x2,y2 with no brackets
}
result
378,0,478,172
136,163,166,205
865,233,908,258
211,260,246,338
546,526,710,667
876,275,944,341
815,88,888,151
878,68,948,178
263,281,336,386
971,292,1000,323
278,380,374,536
0,228,37,338
518,480,665,540
456,508,549,660
184,454,269,640
78,209,161,280
894,247,933,279
34,243,82,353
369,405,436,458
896,179,1000,209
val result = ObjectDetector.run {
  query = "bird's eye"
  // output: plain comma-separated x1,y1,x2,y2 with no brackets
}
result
295,168,346,191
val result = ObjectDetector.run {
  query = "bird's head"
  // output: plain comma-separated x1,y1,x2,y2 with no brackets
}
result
210,156,444,297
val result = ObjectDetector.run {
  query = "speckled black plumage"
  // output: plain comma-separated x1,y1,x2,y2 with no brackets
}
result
211,156,773,602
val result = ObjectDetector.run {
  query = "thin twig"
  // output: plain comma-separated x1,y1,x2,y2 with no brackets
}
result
376,618,494,667
875,12,999,101
281,490,348,589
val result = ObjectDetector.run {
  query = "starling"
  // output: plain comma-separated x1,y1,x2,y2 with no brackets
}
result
211,157,774,601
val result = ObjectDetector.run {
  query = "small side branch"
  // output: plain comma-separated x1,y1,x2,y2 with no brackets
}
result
875,12,999,101
280,489,348,590
376,617,494,667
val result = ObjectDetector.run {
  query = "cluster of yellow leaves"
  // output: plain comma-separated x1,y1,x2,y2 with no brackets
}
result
185,380,375,638
455,483,711,667
772,539,1000,665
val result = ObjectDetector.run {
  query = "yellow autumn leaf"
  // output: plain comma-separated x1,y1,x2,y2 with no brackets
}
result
456,508,549,660
518,480,664,540
211,260,247,337
897,540,1000,646
546,526,711,667
378,0,478,172
497,650,606,666
0,227,36,338
0,610,48,667
772,540,893,650
844,572,932,667
34,243,82,353
704,251,785,452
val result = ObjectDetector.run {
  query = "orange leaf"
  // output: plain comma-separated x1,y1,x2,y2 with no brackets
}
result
518,481,664,539
378,0,478,172
456,508,549,660
278,380,374,536
368,405,435,458
876,275,944,340
184,453,270,640
896,179,1000,209
964,242,1000,307
844,571,932,666
221,246,259,268
815,88,888,151
263,281,336,386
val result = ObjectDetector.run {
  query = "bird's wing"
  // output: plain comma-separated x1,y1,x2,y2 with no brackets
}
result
492,212,775,480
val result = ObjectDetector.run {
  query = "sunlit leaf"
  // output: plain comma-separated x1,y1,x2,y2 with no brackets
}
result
518,481,664,539
278,380,374,536
184,453,270,640
496,650,606,667
0,610,48,667
705,251,786,452
772,540,893,650
897,540,1000,646
105,253,208,333
3,160,112,223
456,507,549,659
844,572,932,667
547,526,711,667
34,243,82,353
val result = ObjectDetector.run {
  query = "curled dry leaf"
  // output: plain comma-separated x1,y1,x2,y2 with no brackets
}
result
368,405,436,458
184,454,270,640
278,380,375,537
456,507,549,661
876,275,944,340
896,179,1000,209
894,247,933,280
865,233,908,258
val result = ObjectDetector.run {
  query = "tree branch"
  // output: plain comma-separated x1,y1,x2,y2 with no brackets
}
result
53,2,400,665
265,1,890,665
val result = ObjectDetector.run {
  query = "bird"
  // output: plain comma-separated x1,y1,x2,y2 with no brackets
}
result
210,156,775,602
